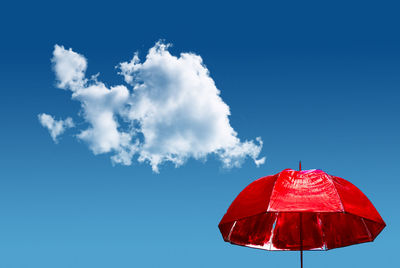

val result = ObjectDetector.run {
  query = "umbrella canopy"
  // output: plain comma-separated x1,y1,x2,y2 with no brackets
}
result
219,168,386,252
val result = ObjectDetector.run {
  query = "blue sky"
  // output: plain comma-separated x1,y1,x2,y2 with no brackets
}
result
0,1,399,267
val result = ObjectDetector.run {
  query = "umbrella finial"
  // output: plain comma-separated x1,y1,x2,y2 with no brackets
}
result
299,161,302,171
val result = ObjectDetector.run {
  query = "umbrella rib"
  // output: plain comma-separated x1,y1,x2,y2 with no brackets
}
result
361,217,373,241
266,174,281,212
328,175,345,212
265,212,278,250
317,212,327,250
227,221,237,242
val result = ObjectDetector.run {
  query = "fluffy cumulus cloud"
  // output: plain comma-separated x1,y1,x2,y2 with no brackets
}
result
39,42,265,172
38,113,74,142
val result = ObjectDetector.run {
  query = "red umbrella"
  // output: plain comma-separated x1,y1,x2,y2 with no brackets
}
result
218,163,386,267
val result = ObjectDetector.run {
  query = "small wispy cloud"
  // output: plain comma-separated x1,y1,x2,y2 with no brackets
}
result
38,113,74,143
39,42,265,172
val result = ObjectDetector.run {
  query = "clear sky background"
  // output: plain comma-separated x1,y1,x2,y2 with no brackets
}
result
0,1,399,267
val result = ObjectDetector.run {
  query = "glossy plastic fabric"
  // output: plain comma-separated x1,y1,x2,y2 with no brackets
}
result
219,169,385,250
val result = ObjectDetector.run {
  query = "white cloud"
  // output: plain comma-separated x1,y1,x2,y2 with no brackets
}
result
38,113,74,143
52,45,87,91
39,42,265,172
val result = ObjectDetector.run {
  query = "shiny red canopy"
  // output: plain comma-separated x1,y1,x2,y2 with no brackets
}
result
219,169,385,251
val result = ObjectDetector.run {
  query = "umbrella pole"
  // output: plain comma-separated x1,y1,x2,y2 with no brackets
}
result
300,213,303,268
300,249,303,268
299,161,303,268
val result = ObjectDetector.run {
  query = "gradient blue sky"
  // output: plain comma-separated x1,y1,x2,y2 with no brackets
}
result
0,1,399,267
